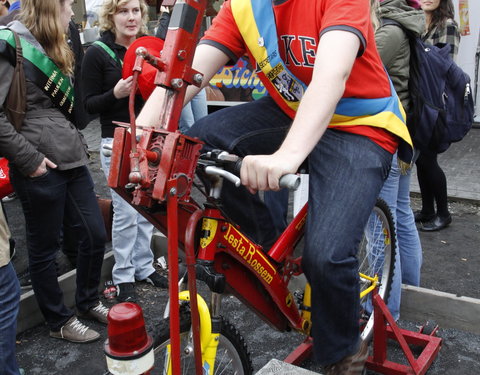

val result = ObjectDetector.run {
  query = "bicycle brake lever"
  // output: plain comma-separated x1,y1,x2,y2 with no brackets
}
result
204,166,241,187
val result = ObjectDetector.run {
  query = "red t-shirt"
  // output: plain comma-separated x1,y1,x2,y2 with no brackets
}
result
201,0,398,153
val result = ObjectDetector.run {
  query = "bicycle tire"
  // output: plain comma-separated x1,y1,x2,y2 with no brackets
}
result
151,307,253,375
358,197,396,342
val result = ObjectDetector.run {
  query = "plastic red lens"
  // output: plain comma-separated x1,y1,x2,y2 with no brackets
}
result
106,302,150,356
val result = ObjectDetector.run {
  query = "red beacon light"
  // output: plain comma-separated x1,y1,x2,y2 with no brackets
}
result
104,302,154,375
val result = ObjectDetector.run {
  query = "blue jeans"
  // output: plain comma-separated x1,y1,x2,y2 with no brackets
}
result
378,155,422,319
187,96,392,365
179,89,208,133
101,138,155,284
0,262,21,375
10,165,106,331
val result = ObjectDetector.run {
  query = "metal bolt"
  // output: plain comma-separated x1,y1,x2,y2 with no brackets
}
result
171,79,183,89
193,73,203,84
170,187,177,196
177,50,186,60
184,344,193,355
136,46,147,57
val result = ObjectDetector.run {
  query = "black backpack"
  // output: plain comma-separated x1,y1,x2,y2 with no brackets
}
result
383,19,474,153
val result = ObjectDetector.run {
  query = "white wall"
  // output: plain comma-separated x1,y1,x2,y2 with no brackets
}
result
452,0,480,116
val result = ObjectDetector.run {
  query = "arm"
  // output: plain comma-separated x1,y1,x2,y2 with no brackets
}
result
81,46,129,115
374,25,406,70
0,58,56,176
241,30,360,192
136,44,230,126
444,21,460,61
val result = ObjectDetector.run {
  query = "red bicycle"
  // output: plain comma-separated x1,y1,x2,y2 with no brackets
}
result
107,127,396,375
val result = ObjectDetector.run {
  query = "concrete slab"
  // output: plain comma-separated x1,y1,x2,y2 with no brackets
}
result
17,251,114,334
256,359,321,375
400,284,480,335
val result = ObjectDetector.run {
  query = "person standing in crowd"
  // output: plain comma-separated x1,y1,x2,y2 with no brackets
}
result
0,1,9,17
82,0,168,303
0,0,17,25
0,204,21,374
414,0,460,231
155,5,208,133
371,0,424,320
0,0,108,343
139,0,412,372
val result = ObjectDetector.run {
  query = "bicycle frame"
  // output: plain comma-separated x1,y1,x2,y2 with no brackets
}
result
109,127,383,374
109,128,312,334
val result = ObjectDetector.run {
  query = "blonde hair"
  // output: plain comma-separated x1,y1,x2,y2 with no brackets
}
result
19,0,74,75
370,0,380,32
99,0,149,36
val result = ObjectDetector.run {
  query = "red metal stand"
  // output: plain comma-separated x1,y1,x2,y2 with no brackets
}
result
284,336,313,366
365,291,442,375
166,179,203,375
284,290,442,375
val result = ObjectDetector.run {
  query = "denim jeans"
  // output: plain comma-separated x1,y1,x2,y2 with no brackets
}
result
101,138,155,284
0,262,21,375
378,155,422,319
179,89,208,133
10,165,106,331
187,96,392,365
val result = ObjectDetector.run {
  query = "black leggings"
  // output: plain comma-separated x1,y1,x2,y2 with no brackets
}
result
415,150,449,217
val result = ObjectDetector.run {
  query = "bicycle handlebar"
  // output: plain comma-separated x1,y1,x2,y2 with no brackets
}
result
201,151,301,191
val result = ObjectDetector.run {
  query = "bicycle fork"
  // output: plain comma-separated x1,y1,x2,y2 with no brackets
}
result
164,291,221,375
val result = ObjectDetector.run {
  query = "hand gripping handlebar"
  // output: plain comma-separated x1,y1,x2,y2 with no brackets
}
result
201,151,301,191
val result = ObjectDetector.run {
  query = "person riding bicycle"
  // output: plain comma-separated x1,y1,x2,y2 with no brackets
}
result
139,0,412,373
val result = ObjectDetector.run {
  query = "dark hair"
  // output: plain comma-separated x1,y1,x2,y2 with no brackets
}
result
428,0,455,32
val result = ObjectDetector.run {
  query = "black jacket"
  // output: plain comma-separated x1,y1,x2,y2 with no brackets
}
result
68,20,91,130
81,30,143,138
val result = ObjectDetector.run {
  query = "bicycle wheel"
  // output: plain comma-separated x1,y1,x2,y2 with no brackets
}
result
151,307,253,375
358,197,396,341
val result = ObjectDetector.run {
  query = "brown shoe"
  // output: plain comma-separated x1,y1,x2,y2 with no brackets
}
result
324,339,369,375
78,301,109,324
50,316,100,343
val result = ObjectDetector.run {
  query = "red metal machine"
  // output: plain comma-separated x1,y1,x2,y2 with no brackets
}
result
106,1,207,374
285,287,443,375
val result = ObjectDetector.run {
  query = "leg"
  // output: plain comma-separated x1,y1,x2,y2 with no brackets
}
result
263,189,289,234
190,88,208,122
396,170,422,286
131,214,155,281
0,262,21,375
101,139,154,285
186,96,291,248
10,167,73,331
179,103,194,133
378,155,401,320
416,149,451,230
415,150,437,216
427,155,449,217
301,130,392,366
63,166,106,313
61,219,78,268
180,89,208,133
